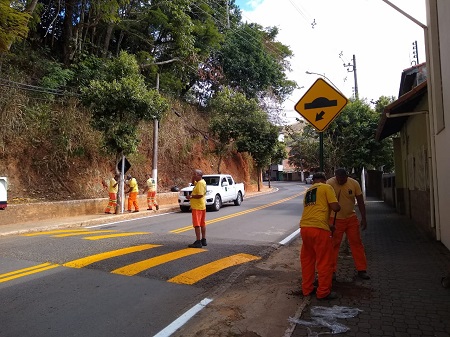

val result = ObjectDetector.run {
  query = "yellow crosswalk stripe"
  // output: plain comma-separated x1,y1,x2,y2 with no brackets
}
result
111,248,205,276
0,263,59,283
168,253,261,285
83,232,150,240
63,244,161,268
0,249,260,286
23,229,87,236
53,230,117,237
171,193,304,234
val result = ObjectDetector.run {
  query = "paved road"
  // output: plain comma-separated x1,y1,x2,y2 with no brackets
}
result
0,181,307,337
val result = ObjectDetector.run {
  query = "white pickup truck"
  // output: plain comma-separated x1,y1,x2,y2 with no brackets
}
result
178,174,245,212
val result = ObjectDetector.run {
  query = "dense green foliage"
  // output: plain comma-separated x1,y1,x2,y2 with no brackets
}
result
0,0,30,52
1,0,294,170
219,24,296,101
81,52,168,154
208,88,285,188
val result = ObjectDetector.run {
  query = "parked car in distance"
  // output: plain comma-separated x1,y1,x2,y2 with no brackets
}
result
305,174,313,184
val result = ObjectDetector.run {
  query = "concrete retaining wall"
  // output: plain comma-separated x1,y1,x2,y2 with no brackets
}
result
0,192,179,226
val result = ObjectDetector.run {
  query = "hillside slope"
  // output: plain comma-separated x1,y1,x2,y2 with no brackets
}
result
0,98,258,204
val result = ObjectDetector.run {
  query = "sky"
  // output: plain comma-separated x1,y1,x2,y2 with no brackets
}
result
233,0,427,125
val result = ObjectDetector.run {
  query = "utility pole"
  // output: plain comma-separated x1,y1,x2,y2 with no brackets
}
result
118,155,125,214
412,40,419,65
152,74,159,192
343,54,358,99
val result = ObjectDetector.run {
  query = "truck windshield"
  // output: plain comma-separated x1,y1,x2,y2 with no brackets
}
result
204,176,220,186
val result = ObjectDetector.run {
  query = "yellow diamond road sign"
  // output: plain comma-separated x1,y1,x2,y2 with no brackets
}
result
294,78,348,132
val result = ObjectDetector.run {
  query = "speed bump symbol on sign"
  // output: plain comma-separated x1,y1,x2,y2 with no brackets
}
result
294,78,348,132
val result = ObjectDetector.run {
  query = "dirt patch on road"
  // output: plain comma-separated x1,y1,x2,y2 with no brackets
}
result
174,239,304,337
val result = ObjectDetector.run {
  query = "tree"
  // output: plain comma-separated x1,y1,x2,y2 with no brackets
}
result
81,51,168,155
208,88,260,173
0,0,31,52
287,126,321,173
208,87,286,189
235,113,284,191
326,99,394,175
218,23,296,103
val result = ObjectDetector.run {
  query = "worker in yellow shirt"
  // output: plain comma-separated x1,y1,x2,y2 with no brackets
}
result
143,172,159,211
125,174,139,212
103,174,119,214
186,169,207,248
300,172,341,300
327,168,370,280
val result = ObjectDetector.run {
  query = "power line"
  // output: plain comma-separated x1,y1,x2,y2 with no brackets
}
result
0,78,79,96
287,0,315,28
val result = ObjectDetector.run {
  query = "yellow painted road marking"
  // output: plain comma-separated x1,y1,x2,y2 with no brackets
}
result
23,229,87,236
63,244,161,268
111,248,205,276
171,192,304,234
53,230,117,237
83,232,150,240
168,253,261,285
0,263,59,283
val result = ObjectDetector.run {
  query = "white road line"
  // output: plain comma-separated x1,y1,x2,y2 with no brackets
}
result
153,298,213,337
279,228,300,246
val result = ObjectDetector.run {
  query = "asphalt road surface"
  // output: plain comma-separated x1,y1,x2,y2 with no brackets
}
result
0,181,308,337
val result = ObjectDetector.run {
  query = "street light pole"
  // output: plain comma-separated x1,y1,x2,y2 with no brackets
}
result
305,71,340,92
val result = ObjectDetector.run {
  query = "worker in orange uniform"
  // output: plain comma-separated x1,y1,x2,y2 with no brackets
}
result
125,174,139,212
327,168,370,280
143,172,159,211
300,172,341,300
185,169,207,248
103,173,119,214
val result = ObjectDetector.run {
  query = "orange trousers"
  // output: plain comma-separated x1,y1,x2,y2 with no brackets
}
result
330,215,367,272
147,191,158,209
105,192,117,213
300,227,334,298
127,192,139,211
191,209,206,227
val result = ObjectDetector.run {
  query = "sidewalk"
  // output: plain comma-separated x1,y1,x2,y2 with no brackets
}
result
0,204,181,236
289,198,450,337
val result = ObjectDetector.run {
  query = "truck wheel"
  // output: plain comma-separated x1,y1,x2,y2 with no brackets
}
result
180,206,190,212
210,194,222,211
234,191,242,206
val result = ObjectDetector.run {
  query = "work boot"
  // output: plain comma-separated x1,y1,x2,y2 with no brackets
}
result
188,240,202,248
317,291,338,300
357,270,370,280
